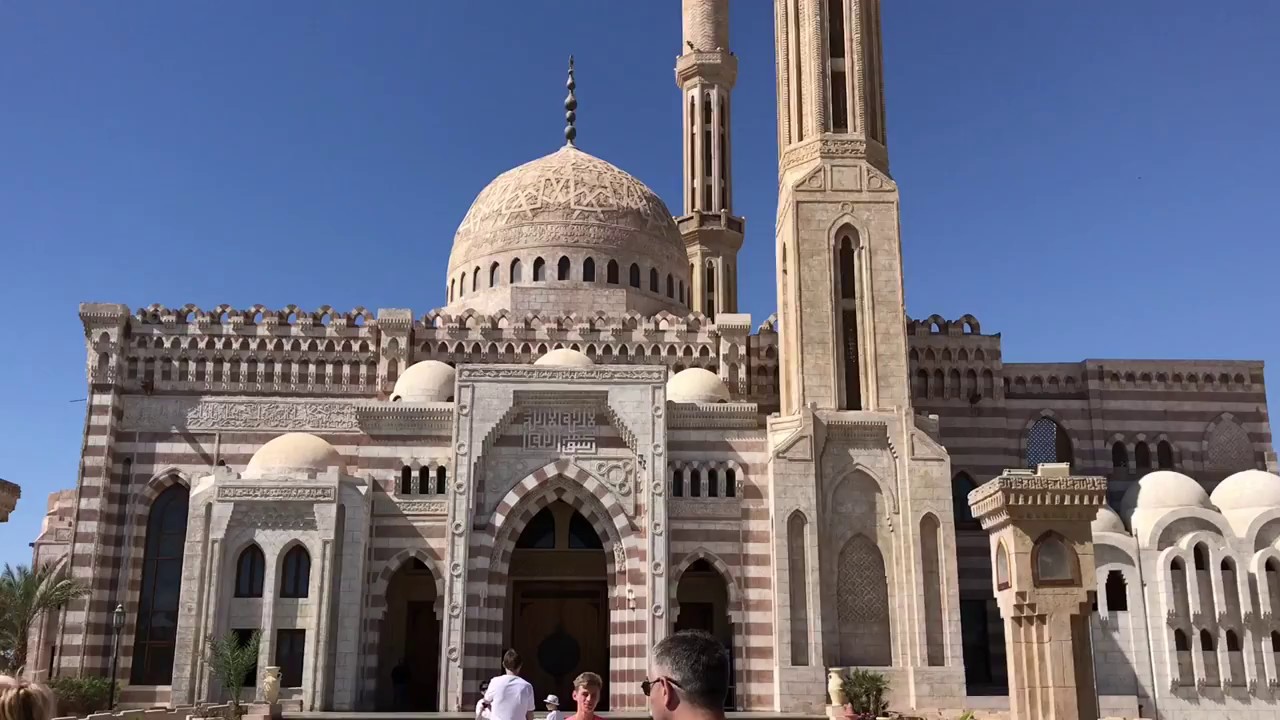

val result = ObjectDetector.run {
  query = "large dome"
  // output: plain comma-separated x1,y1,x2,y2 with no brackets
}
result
246,433,342,475
445,145,690,315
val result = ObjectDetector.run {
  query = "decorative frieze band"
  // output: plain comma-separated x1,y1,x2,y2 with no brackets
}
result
123,397,360,432
216,485,336,502
457,366,666,384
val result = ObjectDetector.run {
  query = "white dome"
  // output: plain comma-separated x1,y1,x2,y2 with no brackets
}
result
391,360,455,402
246,432,342,474
1120,471,1210,518
1211,469,1280,511
446,145,689,314
666,368,731,403
1091,506,1127,535
533,348,594,367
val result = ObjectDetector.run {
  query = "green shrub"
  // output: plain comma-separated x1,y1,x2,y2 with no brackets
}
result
841,669,889,717
48,676,115,717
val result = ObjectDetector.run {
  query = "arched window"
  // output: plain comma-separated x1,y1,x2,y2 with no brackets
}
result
650,267,659,292
515,508,555,549
607,260,619,284
279,546,311,599
489,262,500,287
583,257,596,282
449,278,455,301
436,466,447,494
995,541,1011,590
679,280,685,304
1025,417,1073,469
557,256,571,280
915,369,928,398
629,263,641,288
787,511,810,665
399,465,412,494
235,545,265,598
472,267,480,292
920,514,945,666
836,535,890,666
418,466,431,495
1272,630,1280,653
1104,570,1128,611
567,512,603,549
1112,442,1128,469
982,369,995,398
666,274,674,298
951,472,976,525
672,469,684,497
1157,440,1174,469
689,469,702,498
725,468,736,497
1174,629,1190,651
1226,630,1241,652
510,258,523,283
836,232,861,410
1135,442,1151,469
131,484,190,684
948,369,961,399
1032,532,1079,587
532,257,546,281
1193,544,1208,571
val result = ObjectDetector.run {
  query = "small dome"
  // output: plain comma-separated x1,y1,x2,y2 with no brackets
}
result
666,368,731,403
1092,506,1127,535
533,348,593,367
1120,471,1210,518
1211,469,1280,511
246,433,341,474
391,360,455,402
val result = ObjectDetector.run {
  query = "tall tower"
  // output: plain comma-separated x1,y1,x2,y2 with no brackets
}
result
774,0,909,415
677,0,744,320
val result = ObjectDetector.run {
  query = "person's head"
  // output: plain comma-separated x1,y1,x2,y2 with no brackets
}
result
501,649,522,674
571,673,602,713
543,694,560,711
644,631,728,720
0,676,55,720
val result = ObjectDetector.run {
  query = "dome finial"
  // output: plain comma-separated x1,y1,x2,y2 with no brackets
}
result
564,55,578,146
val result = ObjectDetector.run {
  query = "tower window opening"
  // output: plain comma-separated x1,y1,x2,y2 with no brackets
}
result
629,263,641,288
533,257,546,281
557,256,571,281
583,257,596,282
650,268,659,292
607,260,619,285
827,0,848,132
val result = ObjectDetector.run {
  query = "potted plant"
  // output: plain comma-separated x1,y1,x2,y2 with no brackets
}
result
842,669,890,720
205,630,261,719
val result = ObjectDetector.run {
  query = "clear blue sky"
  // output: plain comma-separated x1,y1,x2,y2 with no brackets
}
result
2,1,1277,566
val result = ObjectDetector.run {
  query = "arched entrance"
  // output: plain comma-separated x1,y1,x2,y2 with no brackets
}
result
508,500,609,710
378,558,440,710
674,558,736,709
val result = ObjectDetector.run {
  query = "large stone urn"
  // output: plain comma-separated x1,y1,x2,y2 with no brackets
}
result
827,669,847,706
261,666,281,705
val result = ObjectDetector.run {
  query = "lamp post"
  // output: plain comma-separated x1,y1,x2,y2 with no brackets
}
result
108,604,124,710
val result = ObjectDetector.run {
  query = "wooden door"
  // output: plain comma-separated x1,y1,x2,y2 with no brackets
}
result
406,600,439,710
511,582,608,710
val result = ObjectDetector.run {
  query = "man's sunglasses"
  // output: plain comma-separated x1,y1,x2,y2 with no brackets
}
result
640,677,682,697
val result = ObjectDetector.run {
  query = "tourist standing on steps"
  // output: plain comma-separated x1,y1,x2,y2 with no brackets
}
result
569,672,604,720
482,649,535,720
643,630,729,720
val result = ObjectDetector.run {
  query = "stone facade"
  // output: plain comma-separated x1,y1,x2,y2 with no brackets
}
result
0,477,18,522
27,2,1277,719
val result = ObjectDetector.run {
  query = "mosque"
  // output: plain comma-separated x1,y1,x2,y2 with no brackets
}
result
28,1,1279,718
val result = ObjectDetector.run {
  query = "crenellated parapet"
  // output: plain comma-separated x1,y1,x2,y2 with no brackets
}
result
85,302,783,405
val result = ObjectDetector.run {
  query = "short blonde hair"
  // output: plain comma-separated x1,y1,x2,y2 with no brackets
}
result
572,672,603,691
0,676,55,720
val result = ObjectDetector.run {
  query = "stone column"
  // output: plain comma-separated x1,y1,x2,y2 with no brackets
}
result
967,463,1107,720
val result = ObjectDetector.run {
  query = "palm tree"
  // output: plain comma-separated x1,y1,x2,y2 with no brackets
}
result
0,563,89,675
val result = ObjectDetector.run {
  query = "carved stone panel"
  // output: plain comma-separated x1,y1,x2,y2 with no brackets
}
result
123,397,360,432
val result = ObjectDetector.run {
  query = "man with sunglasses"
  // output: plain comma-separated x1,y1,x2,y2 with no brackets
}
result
642,630,729,720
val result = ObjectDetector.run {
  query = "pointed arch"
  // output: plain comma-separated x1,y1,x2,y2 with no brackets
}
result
279,543,311,598
1024,413,1075,470
234,543,266,598
920,513,946,666
835,534,890,666
786,509,810,666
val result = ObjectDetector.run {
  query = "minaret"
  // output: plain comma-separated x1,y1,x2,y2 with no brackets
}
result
676,0,744,321
773,0,909,415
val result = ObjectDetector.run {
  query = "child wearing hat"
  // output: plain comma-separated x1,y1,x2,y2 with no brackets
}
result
543,694,563,720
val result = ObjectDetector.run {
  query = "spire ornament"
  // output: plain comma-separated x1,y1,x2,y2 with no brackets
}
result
564,55,578,146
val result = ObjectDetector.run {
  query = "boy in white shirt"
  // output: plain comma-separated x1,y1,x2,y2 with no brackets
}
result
481,649,535,720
